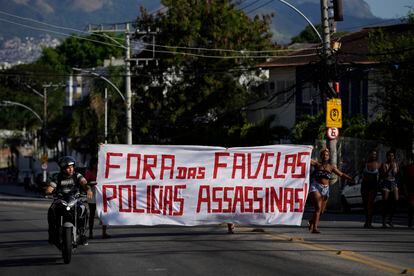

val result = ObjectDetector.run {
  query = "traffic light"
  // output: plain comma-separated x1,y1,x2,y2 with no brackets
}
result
333,0,343,21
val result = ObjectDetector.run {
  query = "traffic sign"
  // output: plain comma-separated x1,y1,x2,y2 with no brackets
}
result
326,98,342,128
327,127,339,140
41,163,48,170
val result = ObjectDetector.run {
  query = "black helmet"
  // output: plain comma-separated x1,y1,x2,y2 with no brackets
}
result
58,156,76,170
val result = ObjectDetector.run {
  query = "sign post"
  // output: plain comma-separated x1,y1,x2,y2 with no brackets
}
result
41,153,48,183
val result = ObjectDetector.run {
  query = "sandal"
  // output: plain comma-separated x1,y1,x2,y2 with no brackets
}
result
311,229,321,234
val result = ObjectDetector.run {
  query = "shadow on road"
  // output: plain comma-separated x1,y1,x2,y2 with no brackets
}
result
0,257,61,267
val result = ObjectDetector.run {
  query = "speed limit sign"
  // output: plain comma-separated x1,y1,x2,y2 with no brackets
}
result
327,127,339,140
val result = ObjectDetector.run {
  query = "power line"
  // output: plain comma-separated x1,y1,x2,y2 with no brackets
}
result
0,17,127,50
239,0,263,11
0,10,126,44
0,9,317,55
246,0,273,14
137,46,318,58
0,15,319,59
139,41,319,53
0,10,320,59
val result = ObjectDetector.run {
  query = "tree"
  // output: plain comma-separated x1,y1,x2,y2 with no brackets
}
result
36,33,125,154
368,13,414,151
291,24,323,44
291,24,347,44
131,0,276,146
37,33,124,70
0,63,66,144
0,33,125,157
291,112,325,144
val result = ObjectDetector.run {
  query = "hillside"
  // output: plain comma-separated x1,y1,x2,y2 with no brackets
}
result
0,0,390,43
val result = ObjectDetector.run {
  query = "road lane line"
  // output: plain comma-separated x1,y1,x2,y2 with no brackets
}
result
266,232,412,274
240,227,412,274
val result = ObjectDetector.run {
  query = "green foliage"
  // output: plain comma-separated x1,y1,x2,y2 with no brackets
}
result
132,0,275,146
0,63,65,131
0,33,125,156
342,115,367,139
291,24,323,44
368,18,414,151
37,33,124,70
236,115,290,146
292,112,325,144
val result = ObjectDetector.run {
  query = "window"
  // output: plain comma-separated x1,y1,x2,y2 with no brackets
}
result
302,83,320,104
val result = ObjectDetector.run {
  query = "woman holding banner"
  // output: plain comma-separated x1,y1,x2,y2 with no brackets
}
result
309,148,353,234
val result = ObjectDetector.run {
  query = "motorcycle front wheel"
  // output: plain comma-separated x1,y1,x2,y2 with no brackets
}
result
62,226,72,264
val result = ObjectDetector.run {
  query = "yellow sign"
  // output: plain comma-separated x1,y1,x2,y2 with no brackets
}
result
326,98,342,128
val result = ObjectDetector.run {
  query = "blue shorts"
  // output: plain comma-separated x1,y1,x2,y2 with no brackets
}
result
310,181,330,198
381,180,398,192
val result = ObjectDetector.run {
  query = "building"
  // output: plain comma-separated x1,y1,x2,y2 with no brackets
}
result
249,23,413,131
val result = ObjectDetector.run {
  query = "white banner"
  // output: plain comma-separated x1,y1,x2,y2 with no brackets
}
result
96,144,312,226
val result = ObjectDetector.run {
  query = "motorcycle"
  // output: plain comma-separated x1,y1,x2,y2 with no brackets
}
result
50,192,89,264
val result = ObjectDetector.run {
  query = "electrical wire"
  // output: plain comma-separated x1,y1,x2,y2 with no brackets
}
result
0,10,126,45
0,17,127,50
0,15,320,59
238,0,263,11
136,46,318,58
246,0,273,14
0,9,319,56
139,41,320,53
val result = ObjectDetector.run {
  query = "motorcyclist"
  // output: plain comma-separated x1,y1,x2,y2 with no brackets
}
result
45,156,93,246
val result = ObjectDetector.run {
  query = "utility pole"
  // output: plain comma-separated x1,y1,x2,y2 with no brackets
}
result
321,0,344,209
105,88,108,144
320,0,337,166
87,23,132,144
87,23,158,145
125,23,133,145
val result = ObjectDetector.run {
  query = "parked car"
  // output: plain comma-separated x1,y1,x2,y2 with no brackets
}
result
340,175,382,212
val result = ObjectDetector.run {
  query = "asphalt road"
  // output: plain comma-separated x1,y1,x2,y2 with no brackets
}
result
0,197,413,276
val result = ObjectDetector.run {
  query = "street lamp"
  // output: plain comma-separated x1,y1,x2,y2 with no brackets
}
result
0,100,43,123
0,100,47,182
24,83,66,179
276,0,322,43
24,84,47,158
72,67,132,145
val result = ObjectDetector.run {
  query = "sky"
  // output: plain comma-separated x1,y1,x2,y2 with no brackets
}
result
364,0,413,18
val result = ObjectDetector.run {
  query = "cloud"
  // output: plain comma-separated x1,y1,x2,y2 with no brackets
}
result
12,0,30,4
35,0,54,14
71,0,112,12
12,0,54,13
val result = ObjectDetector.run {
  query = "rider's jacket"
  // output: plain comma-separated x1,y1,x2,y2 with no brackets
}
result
49,173,86,194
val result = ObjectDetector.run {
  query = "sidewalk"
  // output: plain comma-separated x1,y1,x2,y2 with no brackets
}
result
0,182,52,208
0,182,45,198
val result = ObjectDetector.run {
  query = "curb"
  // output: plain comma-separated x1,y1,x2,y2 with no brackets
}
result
0,200,50,208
